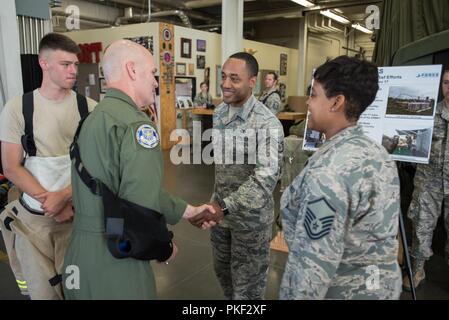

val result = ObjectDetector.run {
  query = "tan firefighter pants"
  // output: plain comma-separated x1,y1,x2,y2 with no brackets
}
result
0,199,73,300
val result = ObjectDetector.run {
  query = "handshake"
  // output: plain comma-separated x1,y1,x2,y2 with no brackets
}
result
159,202,225,264
183,202,225,229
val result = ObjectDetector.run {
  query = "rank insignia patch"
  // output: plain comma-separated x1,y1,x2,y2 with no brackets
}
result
304,197,336,240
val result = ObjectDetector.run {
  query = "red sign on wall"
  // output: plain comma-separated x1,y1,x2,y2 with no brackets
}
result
78,42,102,63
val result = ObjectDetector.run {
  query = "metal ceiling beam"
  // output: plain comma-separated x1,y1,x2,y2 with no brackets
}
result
184,0,256,9
184,0,221,9
301,0,382,13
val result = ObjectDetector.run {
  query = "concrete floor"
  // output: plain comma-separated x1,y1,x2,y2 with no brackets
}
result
1,151,448,300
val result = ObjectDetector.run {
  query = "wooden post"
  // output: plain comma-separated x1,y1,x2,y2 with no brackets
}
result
159,23,176,150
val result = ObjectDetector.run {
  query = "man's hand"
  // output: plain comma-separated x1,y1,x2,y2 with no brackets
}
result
53,201,74,223
35,188,71,217
188,202,224,229
183,204,220,229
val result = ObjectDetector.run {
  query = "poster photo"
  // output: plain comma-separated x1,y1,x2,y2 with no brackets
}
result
197,39,206,52
181,38,192,58
216,65,222,97
382,119,433,162
302,64,442,164
197,55,206,69
280,53,287,76
176,63,186,76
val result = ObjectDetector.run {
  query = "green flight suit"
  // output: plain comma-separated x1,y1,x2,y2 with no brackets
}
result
63,89,187,299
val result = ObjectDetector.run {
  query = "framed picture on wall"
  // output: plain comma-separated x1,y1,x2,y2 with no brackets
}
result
99,77,107,94
188,63,195,75
124,36,154,55
176,63,186,75
216,65,222,97
197,55,206,69
180,38,192,58
280,53,288,75
197,39,206,52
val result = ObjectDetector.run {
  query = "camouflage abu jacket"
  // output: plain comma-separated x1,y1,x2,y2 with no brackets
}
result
211,95,284,231
280,125,402,299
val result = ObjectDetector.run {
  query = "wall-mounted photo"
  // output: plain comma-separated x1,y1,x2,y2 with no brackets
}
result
216,65,222,97
180,38,192,58
99,77,107,94
279,82,287,103
386,85,436,117
280,53,287,76
176,63,186,76
124,36,153,55
188,63,195,75
197,39,206,52
197,55,206,69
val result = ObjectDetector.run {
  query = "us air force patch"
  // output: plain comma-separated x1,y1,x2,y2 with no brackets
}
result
136,124,159,149
304,197,336,240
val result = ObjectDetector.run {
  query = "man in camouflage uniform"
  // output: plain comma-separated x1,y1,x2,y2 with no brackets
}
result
279,56,402,300
258,72,282,115
404,69,449,290
209,52,284,299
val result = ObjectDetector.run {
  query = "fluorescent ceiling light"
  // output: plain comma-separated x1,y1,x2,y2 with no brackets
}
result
352,23,373,34
320,10,350,25
291,0,315,7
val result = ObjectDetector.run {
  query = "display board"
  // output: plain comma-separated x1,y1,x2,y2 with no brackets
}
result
302,65,443,164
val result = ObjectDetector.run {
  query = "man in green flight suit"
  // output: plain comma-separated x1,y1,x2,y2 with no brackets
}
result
62,40,215,299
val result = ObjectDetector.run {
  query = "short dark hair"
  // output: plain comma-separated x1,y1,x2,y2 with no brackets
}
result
229,52,259,77
314,55,379,120
200,81,208,87
39,33,81,55
266,71,278,81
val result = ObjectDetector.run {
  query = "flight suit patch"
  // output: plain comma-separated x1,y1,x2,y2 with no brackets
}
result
136,124,159,149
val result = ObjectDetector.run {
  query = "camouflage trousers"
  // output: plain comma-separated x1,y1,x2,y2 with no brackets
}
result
210,225,271,300
408,189,449,263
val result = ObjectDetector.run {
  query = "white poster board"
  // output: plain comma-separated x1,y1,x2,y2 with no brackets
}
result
302,65,443,164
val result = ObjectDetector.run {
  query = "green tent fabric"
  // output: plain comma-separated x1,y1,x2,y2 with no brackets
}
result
373,0,449,66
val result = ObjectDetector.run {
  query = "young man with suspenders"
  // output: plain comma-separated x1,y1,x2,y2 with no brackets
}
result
0,33,96,299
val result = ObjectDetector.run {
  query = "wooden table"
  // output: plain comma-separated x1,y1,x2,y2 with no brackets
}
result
277,112,306,121
178,108,306,129
178,108,212,130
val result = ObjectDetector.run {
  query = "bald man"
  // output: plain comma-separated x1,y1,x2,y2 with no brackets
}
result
62,40,215,299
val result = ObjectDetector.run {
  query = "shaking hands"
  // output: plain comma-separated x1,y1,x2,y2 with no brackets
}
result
183,202,225,230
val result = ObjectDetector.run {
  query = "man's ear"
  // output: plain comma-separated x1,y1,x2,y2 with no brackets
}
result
38,56,48,71
249,75,257,89
125,61,136,80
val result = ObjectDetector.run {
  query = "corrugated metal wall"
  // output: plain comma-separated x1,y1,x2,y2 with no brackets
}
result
17,15,45,54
